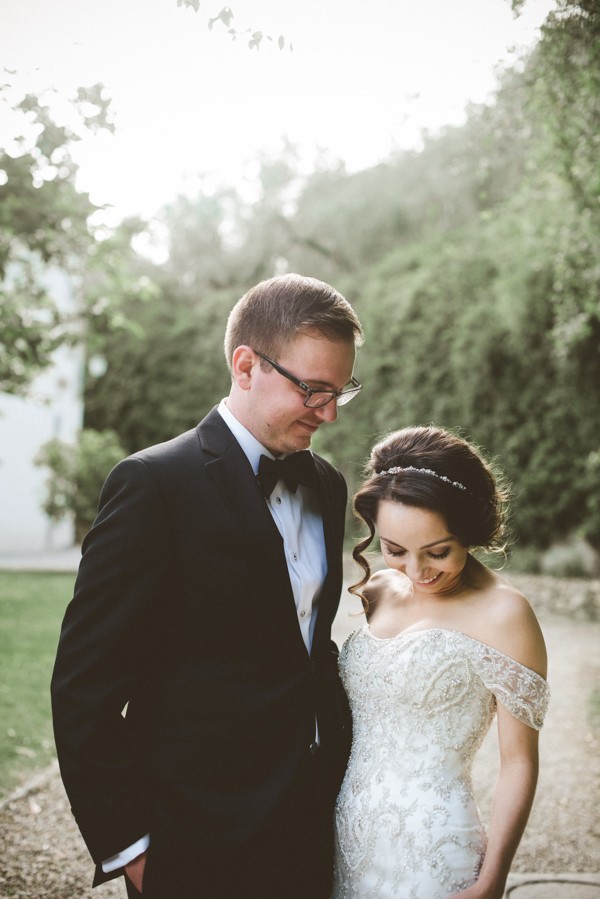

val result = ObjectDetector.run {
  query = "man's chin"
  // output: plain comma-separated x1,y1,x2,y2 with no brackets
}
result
297,422,319,442
286,436,313,454
298,430,317,448
272,424,318,455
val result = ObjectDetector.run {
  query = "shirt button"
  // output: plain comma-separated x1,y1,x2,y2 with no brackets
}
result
300,610,306,618
292,553,298,561
275,496,281,504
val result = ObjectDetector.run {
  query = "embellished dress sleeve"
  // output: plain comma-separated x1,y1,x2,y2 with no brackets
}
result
471,643,550,730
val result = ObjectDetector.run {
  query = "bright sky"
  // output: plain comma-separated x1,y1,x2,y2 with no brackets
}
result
1,0,556,221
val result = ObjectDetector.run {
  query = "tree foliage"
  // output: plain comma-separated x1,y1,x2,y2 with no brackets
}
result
35,428,126,539
15,1,600,554
83,275,234,453
177,1,291,51
0,74,114,394
529,0,600,367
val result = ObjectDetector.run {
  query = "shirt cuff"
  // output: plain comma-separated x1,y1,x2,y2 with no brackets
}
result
102,833,150,873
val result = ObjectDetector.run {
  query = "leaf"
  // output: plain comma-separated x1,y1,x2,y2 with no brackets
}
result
219,6,233,27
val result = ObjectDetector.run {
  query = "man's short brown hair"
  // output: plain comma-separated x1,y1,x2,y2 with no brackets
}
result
224,273,363,371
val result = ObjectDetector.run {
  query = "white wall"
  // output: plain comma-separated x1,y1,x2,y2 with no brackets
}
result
0,268,84,555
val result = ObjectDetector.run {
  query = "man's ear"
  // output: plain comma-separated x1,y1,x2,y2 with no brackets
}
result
231,345,256,390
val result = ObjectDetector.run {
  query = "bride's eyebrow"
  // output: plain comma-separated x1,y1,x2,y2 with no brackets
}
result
421,536,456,549
380,536,456,550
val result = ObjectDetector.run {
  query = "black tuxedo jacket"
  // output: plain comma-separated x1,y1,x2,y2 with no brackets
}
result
51,407,351,880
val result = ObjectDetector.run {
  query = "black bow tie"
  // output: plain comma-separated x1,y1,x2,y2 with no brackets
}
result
258,452,317,498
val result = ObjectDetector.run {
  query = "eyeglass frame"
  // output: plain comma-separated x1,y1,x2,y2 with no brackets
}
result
253,349,362,408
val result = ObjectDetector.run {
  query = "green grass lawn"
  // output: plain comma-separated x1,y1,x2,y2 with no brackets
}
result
0,570,74,797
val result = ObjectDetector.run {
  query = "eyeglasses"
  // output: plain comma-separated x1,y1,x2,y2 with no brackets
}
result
253,350,362,408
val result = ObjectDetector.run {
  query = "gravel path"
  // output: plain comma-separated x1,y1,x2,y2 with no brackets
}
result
1,593,599,897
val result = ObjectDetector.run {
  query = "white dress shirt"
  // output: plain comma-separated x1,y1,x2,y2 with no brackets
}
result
218,399,327,651
102,401,328,873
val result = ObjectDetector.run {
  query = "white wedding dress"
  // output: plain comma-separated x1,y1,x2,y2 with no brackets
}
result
332,626,549,899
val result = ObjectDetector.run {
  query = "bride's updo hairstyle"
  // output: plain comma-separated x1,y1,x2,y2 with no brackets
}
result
351,426,509,600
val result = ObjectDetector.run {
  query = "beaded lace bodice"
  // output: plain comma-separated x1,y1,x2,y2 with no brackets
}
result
332,626,549,899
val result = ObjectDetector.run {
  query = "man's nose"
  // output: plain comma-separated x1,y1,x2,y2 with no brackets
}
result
314,400,338,423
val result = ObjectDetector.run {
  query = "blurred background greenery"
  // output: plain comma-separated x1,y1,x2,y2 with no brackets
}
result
2,0,599,574
0,572,72,791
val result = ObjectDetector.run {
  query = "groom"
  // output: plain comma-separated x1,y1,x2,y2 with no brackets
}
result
51,273,363,898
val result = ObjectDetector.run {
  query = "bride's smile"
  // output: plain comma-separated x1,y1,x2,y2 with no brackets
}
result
376,500,469,598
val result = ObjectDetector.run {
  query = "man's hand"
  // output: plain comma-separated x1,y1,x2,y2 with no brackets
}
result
125,850,148,894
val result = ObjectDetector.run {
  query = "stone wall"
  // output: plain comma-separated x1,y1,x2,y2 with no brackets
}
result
343,554,600,622
509,574,600,622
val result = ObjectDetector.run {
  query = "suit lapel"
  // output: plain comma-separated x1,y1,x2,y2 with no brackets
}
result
196,409,308,653
198,409,271,533
311,456,345,651
196,409,345,655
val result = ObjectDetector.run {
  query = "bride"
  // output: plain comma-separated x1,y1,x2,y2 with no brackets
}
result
332,426,549,899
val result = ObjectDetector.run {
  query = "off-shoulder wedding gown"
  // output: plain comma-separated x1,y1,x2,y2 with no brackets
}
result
332,626,549,899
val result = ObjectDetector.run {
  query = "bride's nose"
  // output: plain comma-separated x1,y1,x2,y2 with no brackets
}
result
405,556,428,581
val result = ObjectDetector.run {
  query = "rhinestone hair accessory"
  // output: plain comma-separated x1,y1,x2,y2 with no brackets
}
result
377,466,467,492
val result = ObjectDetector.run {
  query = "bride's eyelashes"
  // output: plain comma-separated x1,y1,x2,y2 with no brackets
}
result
381,545,403,558
429,548,451,560
381,544,452,560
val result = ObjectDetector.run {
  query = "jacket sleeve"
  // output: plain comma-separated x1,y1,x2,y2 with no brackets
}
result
51,457,175,863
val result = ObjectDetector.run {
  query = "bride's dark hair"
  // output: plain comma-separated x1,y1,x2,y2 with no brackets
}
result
351,426,509,605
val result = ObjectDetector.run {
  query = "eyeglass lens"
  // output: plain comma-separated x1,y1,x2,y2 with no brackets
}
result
304,387,361,408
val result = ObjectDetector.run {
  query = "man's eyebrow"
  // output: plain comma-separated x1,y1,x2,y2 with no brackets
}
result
305,380,335,389
284,365,334,389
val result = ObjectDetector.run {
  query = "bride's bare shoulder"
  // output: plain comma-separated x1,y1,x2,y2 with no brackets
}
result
364,569,411,608
475,572,548,678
